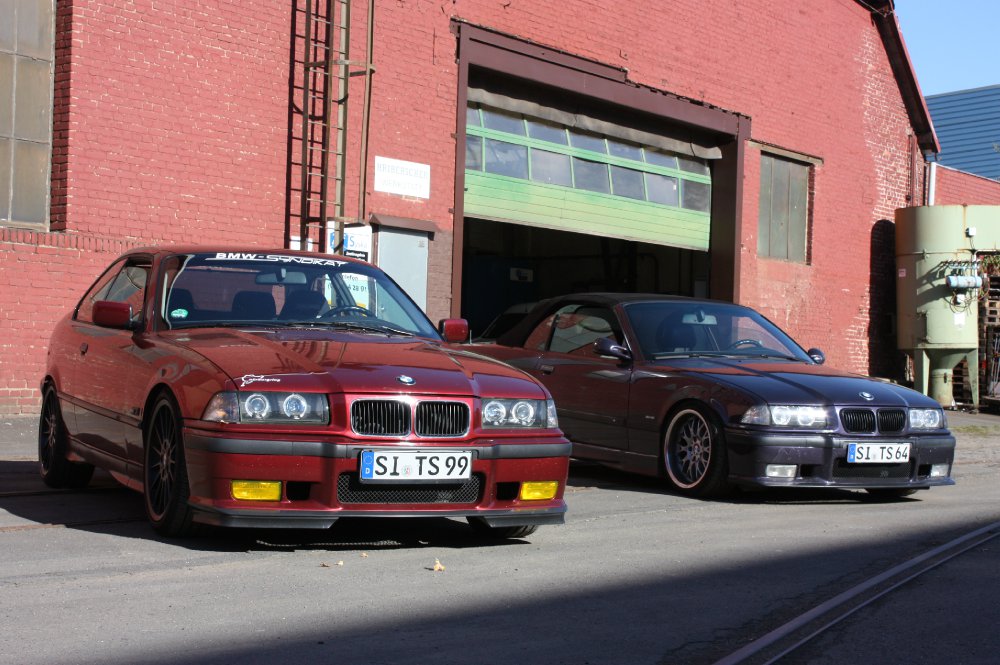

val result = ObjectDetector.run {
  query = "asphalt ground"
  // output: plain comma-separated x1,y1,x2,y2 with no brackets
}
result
2,408,999,664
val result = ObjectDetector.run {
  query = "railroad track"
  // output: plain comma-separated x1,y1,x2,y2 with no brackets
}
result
713,520,1000,665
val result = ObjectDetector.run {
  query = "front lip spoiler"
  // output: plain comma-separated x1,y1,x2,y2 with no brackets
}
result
190,504,567,530
730,477,956,489
184,432,572,460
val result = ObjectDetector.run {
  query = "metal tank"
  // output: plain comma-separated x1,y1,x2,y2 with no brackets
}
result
895,206,1000,407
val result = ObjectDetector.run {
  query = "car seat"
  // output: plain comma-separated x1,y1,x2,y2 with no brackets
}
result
279,289,328,319
231,291,277,320
656,319,697,352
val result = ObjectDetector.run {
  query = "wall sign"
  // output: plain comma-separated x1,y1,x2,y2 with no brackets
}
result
374,156,431,199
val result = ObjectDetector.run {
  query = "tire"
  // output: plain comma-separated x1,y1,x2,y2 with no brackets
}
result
864,488,918,500
663,405,730,498
38,386,94,489
144,394,196,537
467,518,539,540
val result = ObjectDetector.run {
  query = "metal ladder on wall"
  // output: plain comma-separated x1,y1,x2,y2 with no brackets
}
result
294,0,374,253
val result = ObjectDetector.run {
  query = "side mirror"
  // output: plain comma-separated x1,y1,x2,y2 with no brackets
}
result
594,337,631,361
93,301,136,330
438,318,470,343
806,348,825,365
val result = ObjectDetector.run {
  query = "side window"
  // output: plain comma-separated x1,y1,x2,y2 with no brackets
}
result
524,312,559,351
76,260,150,324
76,260,127,323
549,306,621,355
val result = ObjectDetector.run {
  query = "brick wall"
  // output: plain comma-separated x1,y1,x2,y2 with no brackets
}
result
0,0,937,413
0,229,142,413
347,0,928,377
933,165,1000,205
1,0,293,415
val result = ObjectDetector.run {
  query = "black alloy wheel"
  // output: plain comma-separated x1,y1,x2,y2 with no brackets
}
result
144,394,195,536
38,386,94,489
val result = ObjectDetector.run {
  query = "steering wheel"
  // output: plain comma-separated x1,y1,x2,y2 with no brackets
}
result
322,305,375,318
727,338,763,350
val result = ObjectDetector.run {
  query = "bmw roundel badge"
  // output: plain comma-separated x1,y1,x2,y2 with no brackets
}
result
859,391,875,401
397,375,416,386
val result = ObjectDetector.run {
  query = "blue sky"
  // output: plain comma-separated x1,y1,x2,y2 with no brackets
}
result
894,0,999,96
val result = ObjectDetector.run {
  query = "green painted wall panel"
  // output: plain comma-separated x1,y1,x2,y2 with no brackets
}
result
464,171,710,251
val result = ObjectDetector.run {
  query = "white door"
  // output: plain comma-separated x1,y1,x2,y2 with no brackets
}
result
377,227,429,310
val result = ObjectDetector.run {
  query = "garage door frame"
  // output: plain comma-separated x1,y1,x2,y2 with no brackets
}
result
450,21,751,315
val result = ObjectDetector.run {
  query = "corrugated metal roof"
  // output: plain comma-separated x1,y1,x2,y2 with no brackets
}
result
926,85,1000,180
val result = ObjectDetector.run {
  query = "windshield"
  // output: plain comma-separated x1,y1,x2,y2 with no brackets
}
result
158,252,440,338
624,301,812,361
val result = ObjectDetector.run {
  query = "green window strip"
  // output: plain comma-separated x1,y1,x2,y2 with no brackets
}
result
466,125,712,184
466,138,709,215
465,176,710,251
465,169,710,220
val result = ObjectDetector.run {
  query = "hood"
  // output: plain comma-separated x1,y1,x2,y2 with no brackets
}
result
163,328,546,398
651,357,937,408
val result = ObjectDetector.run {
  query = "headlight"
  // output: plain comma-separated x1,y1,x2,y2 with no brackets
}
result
482,398,558,429
741,404,832,429
909,408,944,430
202,391,329,425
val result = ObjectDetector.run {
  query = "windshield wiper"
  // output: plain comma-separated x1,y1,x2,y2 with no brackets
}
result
749,352,802,361
274,320,416,336
652,351,727,360
328,321,416,336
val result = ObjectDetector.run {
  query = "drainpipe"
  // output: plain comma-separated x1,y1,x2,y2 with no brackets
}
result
927,161,937,206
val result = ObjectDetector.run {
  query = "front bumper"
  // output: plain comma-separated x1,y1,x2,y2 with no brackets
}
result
182,430,571,529
725,428,956,490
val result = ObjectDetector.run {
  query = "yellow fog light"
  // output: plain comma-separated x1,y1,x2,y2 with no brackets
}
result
231,480,282,501
519,481,559,501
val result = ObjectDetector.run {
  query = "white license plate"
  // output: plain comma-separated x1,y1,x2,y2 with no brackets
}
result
847,443,911,464
359,450,472,483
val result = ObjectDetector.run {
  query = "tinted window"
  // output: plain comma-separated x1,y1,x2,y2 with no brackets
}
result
549,305,621,355
77,260,149,324
162,253,439,337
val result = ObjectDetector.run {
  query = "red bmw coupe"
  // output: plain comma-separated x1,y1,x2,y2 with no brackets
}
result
39,248,569,538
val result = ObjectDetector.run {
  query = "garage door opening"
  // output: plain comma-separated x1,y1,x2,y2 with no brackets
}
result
461,217,710,339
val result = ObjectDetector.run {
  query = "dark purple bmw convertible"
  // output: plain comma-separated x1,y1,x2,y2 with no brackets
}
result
472,293,956,499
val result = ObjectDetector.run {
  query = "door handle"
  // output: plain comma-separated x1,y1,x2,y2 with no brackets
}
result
79,343,89,355
540,364,554,375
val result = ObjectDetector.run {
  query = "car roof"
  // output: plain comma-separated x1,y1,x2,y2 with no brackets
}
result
122,246,372,267
534,292,726,307
494,292,742,346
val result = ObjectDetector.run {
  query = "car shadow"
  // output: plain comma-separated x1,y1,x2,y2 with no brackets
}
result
0,458,533,552
566,458,923,505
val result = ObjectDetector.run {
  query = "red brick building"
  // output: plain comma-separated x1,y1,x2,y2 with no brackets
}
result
2,0,1000,415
